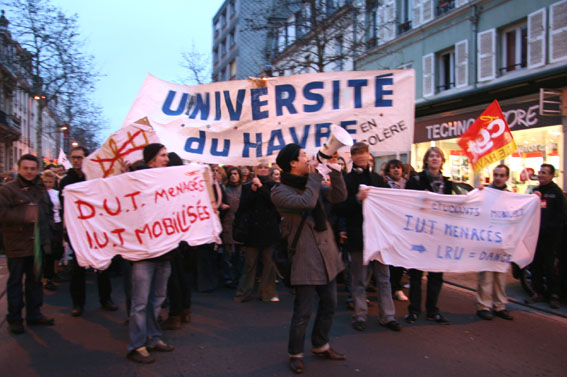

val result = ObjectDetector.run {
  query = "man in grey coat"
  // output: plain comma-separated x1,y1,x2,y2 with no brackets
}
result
271,144,347,375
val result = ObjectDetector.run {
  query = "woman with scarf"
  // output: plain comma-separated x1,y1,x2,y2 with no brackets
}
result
221,167,244,287
405,147,453,325
233,163,281,303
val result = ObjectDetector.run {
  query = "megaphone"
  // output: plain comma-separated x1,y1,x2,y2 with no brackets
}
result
317,124,354,162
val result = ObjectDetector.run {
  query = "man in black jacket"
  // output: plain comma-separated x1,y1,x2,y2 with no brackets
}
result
529,163,565,309
340,142,401,332
59,146,117,317
0,154,54,334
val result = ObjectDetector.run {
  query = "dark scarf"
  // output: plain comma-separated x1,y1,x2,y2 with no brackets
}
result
425,168,444,194
351,163,382,187
227,180,241,187
281,171,327,232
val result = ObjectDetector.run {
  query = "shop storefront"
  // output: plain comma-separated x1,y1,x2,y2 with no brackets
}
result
413,94,564,193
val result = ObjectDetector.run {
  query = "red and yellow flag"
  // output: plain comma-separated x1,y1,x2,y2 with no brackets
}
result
458,100,517,172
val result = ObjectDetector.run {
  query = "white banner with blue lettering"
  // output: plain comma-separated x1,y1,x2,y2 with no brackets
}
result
123,71,415,164
362,187,541,272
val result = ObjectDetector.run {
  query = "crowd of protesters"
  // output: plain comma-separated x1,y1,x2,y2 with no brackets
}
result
1,142,566,373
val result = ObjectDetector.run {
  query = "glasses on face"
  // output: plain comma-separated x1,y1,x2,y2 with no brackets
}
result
493,173,507,178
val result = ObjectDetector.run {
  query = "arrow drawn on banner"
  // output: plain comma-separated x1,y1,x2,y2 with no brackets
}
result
411,245,427,253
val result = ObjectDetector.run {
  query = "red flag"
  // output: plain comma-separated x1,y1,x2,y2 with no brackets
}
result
458,100,517,172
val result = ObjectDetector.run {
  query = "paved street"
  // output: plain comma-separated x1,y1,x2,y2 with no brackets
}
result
0,258,566,377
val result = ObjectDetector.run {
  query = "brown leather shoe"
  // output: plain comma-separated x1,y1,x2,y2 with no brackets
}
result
161,315,182,330
181,309,191,323
312,347,346,360
289,357,304,374
148,340,174,352
127,347,155,364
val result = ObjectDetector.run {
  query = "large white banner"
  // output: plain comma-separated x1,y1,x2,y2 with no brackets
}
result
123,70,415,164
63,165,222,270
83,118,161,180
363,187,540,272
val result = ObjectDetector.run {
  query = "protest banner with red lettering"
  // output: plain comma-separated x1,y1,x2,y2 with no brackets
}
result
83,118,161,180
63,165,222,270
122,71,415,165
457,100,517,171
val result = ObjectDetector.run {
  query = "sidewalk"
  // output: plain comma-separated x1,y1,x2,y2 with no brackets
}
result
444,270,567,317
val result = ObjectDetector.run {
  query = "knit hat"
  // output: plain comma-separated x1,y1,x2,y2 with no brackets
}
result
276,143,301,173
143,143,165,164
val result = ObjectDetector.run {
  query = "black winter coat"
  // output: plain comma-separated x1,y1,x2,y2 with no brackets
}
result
236,177,280,248
405,170,453,194
339,167,388,252
0,175,53,258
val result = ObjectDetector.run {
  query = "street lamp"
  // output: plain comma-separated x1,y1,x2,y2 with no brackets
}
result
71,141,79,148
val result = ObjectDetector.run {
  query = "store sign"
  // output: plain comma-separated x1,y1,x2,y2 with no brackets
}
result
415,98,562,143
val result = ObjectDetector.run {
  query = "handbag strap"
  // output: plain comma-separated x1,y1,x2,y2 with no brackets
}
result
289,212,309,256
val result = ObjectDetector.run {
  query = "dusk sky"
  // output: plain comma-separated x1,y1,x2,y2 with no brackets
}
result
50,0,225,140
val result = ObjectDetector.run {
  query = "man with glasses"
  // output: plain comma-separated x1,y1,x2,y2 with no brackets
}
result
476,165,514,320
59,146,118,317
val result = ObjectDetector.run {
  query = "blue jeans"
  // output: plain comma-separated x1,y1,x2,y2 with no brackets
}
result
288,279,337,357
351,251,396,323
127,259,171,352
6,256,44,323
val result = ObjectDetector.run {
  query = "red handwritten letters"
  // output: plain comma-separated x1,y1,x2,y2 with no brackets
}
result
63,165,222,270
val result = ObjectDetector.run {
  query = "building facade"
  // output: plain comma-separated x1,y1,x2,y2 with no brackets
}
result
0,11,60,176
355,0,567,192
212,0,275,81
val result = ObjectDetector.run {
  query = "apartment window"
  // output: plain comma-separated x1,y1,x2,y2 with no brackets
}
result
229,29,235,47
278,26,286,52
437,49,455,91
367,6,378,48
287,15,296,45
230,60,236,79
437,0,455,16
229,0,236,19
214,21,220,38
400,0,413,34
335,35,344,71
295,10,305,38
500,23,527,74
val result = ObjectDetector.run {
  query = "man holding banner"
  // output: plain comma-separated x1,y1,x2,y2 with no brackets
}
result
340,142,401,332
405,147,453,325
476,165,514,321
59,146,118,317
